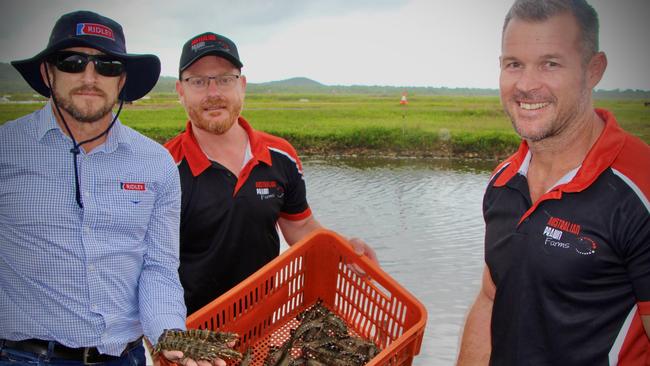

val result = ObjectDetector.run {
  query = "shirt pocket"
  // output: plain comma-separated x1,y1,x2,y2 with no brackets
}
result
96,182,156,245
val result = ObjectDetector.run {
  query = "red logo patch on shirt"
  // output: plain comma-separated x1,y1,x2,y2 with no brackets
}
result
121,182,146,191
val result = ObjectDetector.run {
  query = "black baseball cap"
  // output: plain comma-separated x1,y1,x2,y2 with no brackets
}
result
11,10,160,102
179,32,243,78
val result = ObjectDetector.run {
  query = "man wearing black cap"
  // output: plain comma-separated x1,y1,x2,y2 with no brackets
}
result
0,11,224,366
166,32,378,315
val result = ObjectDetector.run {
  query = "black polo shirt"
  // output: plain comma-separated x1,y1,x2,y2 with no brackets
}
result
484,109,650,365
165,117,311,315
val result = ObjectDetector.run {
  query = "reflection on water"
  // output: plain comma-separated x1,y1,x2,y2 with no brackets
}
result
300,156,497,366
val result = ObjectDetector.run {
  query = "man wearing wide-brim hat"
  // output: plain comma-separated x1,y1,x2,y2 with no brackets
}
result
0,10,228,366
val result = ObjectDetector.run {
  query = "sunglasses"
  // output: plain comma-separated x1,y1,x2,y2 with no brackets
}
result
48,51,125,77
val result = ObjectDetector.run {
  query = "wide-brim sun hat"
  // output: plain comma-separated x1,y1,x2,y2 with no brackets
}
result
11,10,160,102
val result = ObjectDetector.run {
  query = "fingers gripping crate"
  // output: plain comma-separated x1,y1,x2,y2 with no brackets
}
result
187,229,427,365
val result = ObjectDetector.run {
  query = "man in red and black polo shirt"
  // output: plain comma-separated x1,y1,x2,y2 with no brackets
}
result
165,32,377,315
458,1,650,365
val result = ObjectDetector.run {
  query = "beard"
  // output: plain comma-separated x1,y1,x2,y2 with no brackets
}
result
504,89,560,142
503,84,589,143
52,82,117,123
186,95,242,135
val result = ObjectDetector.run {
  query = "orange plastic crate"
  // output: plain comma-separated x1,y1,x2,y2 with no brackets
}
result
186,229,427,365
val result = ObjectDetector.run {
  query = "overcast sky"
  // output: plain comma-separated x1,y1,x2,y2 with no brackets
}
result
2,0,649,90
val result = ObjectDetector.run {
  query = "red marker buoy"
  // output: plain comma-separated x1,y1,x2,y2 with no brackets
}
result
400,92,408,105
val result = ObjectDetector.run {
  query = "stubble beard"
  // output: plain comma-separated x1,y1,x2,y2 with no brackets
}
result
52,79,116,123
504,83,589,143
188,96,242,135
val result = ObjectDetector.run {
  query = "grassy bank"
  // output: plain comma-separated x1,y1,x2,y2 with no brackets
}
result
1,93,648,159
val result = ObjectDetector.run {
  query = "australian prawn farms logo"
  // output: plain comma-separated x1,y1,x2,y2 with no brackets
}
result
542,216,597,256
255,181,284,200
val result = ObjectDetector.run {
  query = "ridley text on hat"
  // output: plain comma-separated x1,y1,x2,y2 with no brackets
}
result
11,10,160,102
179,32,243,77
75,22,116,40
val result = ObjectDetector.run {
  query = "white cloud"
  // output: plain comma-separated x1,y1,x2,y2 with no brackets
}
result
243,0,510,88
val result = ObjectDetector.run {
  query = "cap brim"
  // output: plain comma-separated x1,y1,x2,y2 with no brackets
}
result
180,50,243,74
11,38,160,102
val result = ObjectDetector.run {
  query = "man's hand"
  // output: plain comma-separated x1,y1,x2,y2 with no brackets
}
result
348,237,379,264
159,337,238,366
161,350,227,366
346,237,380,276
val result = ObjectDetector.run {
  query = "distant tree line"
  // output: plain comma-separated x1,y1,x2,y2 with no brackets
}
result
1,62,648,99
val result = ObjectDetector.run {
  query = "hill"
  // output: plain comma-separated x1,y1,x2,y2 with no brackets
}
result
0,62,37,94
1,62,649,99
261,77,324,88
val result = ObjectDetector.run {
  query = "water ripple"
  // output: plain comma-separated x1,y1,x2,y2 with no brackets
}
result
298,158,491,365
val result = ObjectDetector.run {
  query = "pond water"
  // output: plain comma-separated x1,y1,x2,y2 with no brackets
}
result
298,156,497,365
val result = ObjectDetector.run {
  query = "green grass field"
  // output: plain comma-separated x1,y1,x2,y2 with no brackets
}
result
1,93,648,159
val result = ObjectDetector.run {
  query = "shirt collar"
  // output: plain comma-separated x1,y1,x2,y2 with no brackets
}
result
493,108,626,192
517,149,532,176
36,101,129,154
515,149,580,193
36,101,61,141
179,116,272,177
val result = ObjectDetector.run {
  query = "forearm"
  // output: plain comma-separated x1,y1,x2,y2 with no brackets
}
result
279,215,323,245
140,262,187,342
457,266,495,366
140,167,187,342
457,292,493,365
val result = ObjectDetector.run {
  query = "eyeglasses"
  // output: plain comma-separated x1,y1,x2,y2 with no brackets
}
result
47,51,125,77
182,74,240,90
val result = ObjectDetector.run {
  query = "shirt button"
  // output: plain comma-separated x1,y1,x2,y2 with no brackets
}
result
84,191,91,197
89,265,95,271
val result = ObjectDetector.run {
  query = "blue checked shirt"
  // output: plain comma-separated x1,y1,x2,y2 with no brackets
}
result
0,102,186,355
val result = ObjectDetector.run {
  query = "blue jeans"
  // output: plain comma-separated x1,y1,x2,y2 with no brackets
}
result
0,344,146,366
